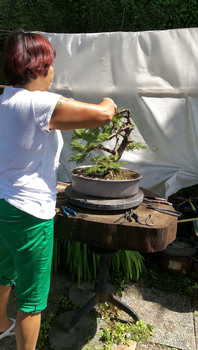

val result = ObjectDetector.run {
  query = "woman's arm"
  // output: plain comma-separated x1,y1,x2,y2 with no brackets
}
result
49,96,117,130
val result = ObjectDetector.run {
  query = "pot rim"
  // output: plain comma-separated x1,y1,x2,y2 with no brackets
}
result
168,237,198,249
71,165,143,183
162,237,198,257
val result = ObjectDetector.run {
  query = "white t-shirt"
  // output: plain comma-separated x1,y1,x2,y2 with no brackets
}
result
0,87,63,219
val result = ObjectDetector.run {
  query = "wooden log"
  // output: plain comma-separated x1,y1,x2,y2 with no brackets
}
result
55,183,177,253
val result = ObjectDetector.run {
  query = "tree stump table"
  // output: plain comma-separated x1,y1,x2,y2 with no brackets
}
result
55,182,178,332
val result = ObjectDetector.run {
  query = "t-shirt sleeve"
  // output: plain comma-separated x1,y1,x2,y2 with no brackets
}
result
33,91,62,133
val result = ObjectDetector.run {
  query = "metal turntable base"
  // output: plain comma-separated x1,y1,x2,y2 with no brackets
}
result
65,185,144,211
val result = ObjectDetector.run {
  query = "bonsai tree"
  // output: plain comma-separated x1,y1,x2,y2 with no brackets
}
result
69,108,146,180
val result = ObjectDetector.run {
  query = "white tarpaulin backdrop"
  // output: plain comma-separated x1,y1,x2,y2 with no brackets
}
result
42,28,198,198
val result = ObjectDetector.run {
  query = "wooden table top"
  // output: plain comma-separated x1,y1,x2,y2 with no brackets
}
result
55,182,178,253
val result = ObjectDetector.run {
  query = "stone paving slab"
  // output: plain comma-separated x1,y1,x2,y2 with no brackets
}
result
115,341,137,350
49,311,98,350
122,284,196,350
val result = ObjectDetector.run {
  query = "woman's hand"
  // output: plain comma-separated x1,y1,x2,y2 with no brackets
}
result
49,96,117,130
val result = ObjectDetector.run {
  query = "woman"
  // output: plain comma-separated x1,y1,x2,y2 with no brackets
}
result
0,30,116,350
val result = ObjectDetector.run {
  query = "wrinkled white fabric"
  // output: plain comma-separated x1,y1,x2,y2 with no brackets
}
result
40,28,198,198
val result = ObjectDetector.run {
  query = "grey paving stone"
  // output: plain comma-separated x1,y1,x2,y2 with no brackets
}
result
122,284,196,350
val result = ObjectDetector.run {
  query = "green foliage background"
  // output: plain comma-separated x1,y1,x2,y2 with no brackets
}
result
0,0,197,78
0,0,197,34
0,0,197,83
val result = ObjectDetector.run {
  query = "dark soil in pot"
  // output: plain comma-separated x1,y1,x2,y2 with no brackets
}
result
72,167,140,181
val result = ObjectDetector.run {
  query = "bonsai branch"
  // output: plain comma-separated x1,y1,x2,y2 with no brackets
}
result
69,107,146,177
89,109,135,159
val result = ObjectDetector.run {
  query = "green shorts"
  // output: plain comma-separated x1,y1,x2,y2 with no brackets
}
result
0,199,54,313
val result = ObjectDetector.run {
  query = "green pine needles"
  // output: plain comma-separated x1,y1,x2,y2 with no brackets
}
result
69,108,146,179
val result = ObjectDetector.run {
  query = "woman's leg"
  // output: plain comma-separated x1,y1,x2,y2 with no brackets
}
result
15,310,41,350
0,200,54,349
0,284,13,332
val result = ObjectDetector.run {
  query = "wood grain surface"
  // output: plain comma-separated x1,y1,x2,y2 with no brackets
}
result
55,182,178,253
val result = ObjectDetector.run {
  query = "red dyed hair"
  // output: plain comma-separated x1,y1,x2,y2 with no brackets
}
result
2,30,56,85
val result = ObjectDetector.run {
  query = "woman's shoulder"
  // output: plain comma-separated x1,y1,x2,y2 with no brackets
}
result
32,90,61,102
1,87,61,109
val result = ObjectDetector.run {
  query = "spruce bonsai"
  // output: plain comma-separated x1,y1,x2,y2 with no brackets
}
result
69,108,146,180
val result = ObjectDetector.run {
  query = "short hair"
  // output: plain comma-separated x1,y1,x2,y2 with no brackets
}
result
2,30,56,85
